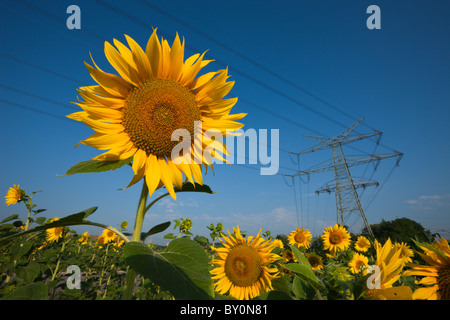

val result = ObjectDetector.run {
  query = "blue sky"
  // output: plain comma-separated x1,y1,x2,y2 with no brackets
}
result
1,0,449,245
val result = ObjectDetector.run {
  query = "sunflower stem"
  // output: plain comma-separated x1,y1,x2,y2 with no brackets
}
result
122,181,149,300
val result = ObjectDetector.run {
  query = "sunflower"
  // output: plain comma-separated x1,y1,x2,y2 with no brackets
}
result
354,236,371,252
67,29,245,200
402,238,450,300
306,253,324,271
321,224,351,255
78,231,90,245
5,184,25,206
394,242,414,266
287,227,312,249
45,217,64,243
281,249,297,262
367,238,412,300
102,228,118,243
210,225,280,300
272,239,284,249
96,235,106,249
348,252,369,274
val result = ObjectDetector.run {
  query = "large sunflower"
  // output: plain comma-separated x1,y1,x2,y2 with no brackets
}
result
210,225,280,300
67,29,246,200
321,224,351,255
402,238,450,300
287,227,312,249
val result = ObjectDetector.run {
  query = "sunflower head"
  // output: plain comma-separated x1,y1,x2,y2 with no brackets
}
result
403,237,450,300
348,252,369,274
394,242,414,266
45,217,64,243
5,184,25,206
306,253,324,271
354,236,371,253
210,225,280,300
102,228,118,243
78,231,90,245
67,29,246,200
321,224,351,255
281,248,297,262
287,227,312,249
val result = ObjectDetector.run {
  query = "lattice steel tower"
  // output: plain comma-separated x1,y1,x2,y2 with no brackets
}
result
288,119,403,237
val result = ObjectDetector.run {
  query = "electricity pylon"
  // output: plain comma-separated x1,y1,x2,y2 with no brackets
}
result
287,118,403,237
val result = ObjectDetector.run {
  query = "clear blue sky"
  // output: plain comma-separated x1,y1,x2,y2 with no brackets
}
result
1,0,449,245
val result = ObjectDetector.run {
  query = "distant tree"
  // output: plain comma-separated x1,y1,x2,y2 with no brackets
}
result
362,217,432,244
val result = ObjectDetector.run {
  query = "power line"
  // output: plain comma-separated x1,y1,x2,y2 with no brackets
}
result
0,98,74,123
9,1,397,158
1,1,401,185
0,84,78,111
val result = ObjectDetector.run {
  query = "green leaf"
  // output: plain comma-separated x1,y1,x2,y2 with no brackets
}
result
175,182,214,194
32,209,47,214
2,282,48,300
10,241,33,261
123,238,214,300
144,221,171,239
292,275,316,299
163,233,176,239
58,157,132,176
16,261,41,284
0,214,19,224
34,217,47,225
286,245,324,290
0,207,98,243
194,236,209,245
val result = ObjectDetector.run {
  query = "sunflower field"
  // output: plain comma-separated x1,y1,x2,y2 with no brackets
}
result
1,184,449,301
1,29,449,302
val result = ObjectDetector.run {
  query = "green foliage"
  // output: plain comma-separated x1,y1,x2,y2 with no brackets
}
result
1,184,441,300
123,239,214,300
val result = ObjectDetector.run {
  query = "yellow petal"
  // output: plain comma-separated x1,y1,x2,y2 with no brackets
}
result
132,149,147,175
104,40,141,86
412,286,437,300
93,142,137,161
145,29,162,78
144,154,161,197
81,132,130,150
84,62,131,98
167,159,183,189
158,158,176,200
169,33,185,81
125,34,152,83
